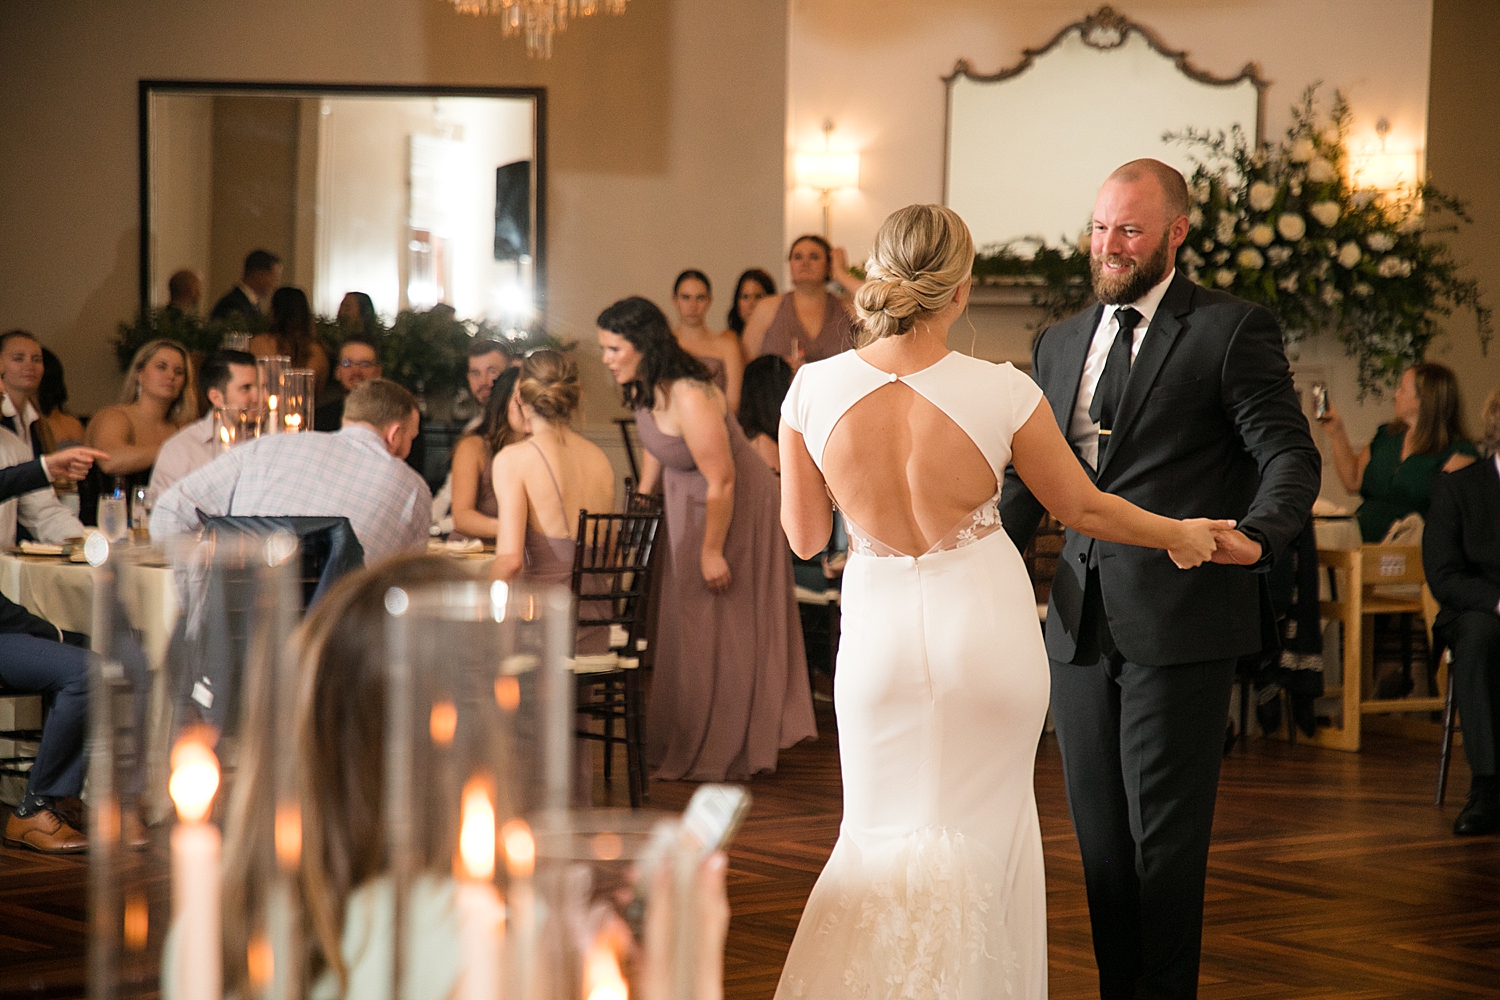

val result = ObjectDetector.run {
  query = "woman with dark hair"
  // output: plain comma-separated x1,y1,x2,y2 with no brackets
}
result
597,296,815,782
741,235,863,367
671,270,744,414
738,355,792,475
448,367,523,542
726,268,776,341
251,286,332,395
1317,361,1477,541
336,291,380,336
38,348,84,447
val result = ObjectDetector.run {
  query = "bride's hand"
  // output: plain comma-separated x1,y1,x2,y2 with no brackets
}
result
1169,518,1236,569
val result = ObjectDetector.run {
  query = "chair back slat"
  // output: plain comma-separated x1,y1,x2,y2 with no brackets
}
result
570,509,663,643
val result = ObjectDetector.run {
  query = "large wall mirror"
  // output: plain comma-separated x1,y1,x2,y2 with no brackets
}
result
140,81,545,325
945,6,1265,249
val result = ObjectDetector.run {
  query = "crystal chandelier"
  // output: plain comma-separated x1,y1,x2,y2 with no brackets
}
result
448,0,628,58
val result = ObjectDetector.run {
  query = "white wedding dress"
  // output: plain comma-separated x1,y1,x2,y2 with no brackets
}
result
776,350,1050,1000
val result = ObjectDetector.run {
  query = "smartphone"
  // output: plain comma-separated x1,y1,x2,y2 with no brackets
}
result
1311,382,1329,419
681,784,752,856
625,785,751,935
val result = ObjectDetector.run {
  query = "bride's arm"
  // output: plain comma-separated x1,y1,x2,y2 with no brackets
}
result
1008,403,1226,568
779,421,832,560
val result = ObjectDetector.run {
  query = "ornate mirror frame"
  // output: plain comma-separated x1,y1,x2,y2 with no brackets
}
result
943,6,1268,249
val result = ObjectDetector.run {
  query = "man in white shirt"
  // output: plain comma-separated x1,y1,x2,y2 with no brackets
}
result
151,379,432,566
146,349,259,507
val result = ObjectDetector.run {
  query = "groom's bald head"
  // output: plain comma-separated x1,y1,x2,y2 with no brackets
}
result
1106,159,1190,221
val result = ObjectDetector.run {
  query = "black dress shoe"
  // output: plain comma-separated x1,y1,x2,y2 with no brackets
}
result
1453,790,1500,836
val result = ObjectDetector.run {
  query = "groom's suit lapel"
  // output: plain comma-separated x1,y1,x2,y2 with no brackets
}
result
1051,303,1101,440
1096,272,1193,481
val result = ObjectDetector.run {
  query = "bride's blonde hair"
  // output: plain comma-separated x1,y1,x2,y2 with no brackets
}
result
853,204,974,345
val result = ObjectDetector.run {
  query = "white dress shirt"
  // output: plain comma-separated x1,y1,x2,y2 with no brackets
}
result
0,393,41,457
1068,270,1177,470
147,413,221,508
0,426,84,545
150,425,433,566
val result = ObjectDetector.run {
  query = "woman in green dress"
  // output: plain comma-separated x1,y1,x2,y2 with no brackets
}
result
1317,361,1477,542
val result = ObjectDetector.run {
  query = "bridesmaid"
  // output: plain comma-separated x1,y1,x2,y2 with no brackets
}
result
448,367,523,542
670,270,744,413
725,268,777,343
741,235,863,368
597,296,815,782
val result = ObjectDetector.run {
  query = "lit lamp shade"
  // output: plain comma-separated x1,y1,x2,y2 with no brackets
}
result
1349,150,1422,193
795,151,860,192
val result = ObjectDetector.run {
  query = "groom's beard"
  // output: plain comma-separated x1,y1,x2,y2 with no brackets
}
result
1091,231,1171,305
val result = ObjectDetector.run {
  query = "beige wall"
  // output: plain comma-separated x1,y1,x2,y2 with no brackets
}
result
147,94,214,307
209,95,301,306
0,0,789,428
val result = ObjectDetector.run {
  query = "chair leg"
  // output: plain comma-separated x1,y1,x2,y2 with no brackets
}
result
1284,685,1296,746
625,671,647,807
1437,657,1457,807
602,683,615,785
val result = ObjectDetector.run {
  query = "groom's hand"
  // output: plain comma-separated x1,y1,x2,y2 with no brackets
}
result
1209,528,1262,565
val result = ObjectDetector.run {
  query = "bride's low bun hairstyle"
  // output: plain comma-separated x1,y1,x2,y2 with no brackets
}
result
853,204,975,345
519,349,581,422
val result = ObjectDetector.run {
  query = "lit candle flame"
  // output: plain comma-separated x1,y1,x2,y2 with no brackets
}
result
285,412,302,430
168,736,220,824
494,676,520,712
582,936,628,1000
275,802,302,869
501,818,535,879
458,778,496,881
430,701,458,746
219,425,231,446
267,394,278,410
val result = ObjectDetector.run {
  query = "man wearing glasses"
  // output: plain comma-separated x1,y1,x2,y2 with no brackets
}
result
315,337,382,431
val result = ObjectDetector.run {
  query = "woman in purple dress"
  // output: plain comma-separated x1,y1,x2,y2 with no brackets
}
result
597,296,815,782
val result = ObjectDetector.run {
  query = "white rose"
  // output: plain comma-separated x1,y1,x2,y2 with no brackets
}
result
1397,210,1424,234
1377,257,1402,278
1212,249,1231,265
1309,201,1340,227
1324,240,1339,257
1316,260,1331,278
1321,126,1341,146
1320,284,1342,306
1237,248,1265,270
1249,223,1275,247
1306,157,1338,184
1267,246,1293,266
1192,179,1212,205
1189,207,1203,228
1277,213,1307,242
1290,138,1316,163
1248,181,1277,212
1278,273,1300,292
1367,232,1396,252
1288,176,1303,197
1354,282,1373,297
1251,147,1267,168
1215,213,1237,243
1201,239,1216,253
1337,241,1362,268
1180,247,1204,268
1352,190,1376,208
1215,269,1236,287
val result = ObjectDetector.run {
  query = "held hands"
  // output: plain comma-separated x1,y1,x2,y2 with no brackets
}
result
48,446,109,482
1168,518,1236,569
701,550,732,593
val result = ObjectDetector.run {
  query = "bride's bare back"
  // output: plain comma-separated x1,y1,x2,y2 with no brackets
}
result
821,378,997,556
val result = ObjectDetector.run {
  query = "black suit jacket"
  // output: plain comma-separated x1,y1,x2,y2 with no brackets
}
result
210,285,257,322
1423,457,1500,633
0,457,73,638
1000,271,1321,665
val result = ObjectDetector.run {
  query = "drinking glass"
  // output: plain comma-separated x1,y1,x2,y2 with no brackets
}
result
97,495,129,544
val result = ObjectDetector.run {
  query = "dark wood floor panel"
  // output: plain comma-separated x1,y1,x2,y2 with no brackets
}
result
3,703,1497,999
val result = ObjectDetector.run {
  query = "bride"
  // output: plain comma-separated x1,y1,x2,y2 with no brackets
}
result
774,204,1229,998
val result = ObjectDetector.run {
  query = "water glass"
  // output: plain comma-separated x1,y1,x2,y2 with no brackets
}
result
97,496,129,544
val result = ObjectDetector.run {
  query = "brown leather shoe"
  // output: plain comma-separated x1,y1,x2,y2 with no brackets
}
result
5,809,88,854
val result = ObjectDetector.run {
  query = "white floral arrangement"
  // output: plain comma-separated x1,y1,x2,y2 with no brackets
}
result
1170,87,1489,394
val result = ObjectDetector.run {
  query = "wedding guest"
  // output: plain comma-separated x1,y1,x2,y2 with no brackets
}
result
1424,386,1500,836
741,235,863,367
598,296,815,781
1317,362,1476,541
250,286,331,395
671,270,744,413
448,367,522,542
85,338,196,486
0,424,85,547
336,291,380,336
210,249,280,322
188,553,729,1000
38,348,84,447
726,268,776,341
430,339,516,531
737,354,792,475
0,331,54,457
314,337,383,431
164,269,202,318
146,349,259,507
151,379,430,566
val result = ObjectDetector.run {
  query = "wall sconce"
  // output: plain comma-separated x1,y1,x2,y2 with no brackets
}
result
795,120,860,239
1348,117,1422,195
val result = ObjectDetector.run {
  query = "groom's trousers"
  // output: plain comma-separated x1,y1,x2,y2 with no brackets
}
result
1050,585,1236,1000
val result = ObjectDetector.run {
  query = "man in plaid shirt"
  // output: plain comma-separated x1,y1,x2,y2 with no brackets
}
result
150,379,432,565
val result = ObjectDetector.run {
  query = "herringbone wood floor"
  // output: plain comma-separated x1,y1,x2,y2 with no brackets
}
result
3,704,1497,999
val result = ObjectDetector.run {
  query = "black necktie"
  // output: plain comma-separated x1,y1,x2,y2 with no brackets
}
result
1088,306,1142,438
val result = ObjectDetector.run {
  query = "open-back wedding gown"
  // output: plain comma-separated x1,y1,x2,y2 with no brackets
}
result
775,350,1050,1000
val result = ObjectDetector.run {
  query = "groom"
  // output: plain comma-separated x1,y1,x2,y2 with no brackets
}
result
1001,159,1320,999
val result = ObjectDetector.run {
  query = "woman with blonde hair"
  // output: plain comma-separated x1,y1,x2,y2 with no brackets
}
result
85,338,196,481
774,204,1228,998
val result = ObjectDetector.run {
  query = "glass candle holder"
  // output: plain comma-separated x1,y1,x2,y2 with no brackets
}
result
256,356,290,434
279,369,314,433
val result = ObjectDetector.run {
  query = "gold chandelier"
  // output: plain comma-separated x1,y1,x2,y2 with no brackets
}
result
448,0,628,58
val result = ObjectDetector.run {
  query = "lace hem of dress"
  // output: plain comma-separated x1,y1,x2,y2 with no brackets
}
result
843,489,1004,559
779,826,1018,1000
